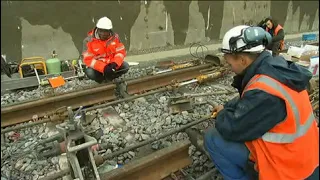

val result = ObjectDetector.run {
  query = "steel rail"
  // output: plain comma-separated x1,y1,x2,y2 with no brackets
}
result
1,63,212,127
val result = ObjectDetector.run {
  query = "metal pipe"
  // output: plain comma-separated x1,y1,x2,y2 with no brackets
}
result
101,115,212,160
34,67,41,87
154,69,173,74
67,139,97,153
182,91,229,97
179,79,198,86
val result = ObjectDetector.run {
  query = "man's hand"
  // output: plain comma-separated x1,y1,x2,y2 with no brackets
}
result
213,105,224,114
104,63,117,74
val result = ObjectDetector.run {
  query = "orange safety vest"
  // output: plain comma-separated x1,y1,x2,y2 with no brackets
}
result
266,24,285,51
82,30,126,73
241,74,319,180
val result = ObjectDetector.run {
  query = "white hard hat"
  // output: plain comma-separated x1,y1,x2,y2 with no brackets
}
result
96,17,113,30
221,25,267,54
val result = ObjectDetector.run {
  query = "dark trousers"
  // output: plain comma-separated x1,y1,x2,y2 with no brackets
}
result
204,127,319,180
266,41,281,57
85,61,129,83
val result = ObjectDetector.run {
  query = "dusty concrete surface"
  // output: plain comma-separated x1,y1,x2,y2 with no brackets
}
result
1,1,319,62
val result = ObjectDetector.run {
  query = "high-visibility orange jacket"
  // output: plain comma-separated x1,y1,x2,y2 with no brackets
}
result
266,24,285,50
241,74,319,180
82,29,126,73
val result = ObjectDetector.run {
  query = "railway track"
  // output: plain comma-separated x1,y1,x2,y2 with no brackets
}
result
1,63,216,127
2,42,317,128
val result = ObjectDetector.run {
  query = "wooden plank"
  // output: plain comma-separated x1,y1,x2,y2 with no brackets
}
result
100,140,192,180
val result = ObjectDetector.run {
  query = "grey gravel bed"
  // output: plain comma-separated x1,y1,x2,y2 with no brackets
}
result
1,72,235,180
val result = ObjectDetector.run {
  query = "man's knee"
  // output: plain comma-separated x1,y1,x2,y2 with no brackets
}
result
119,61,129,73
121,61,129,69
114,61,129,76
204,127,222,151
85,68,104,83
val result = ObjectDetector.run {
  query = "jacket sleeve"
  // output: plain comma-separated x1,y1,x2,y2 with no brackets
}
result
272,29,285,42
110,42,126,68
215,89,287,142
82,44,108,73
82,36,91,53
224,96,240,108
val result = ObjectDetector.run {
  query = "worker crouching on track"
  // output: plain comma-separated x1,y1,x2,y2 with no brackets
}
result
258,16,285,56
204,25,319,180
82,16,129,83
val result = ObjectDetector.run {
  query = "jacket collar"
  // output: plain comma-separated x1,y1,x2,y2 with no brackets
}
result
241,51,271,89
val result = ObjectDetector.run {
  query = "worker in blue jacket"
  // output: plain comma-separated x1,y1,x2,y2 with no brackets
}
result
204,25,319,180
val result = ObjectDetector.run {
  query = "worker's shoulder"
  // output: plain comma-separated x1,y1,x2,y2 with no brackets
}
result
108,34,124,46
83,29,96,42
111,33,122,43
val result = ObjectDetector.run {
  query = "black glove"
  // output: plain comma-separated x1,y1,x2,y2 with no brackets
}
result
231,75,244,95
104,63,117,74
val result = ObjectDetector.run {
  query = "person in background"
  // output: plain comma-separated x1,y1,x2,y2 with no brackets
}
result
258,16,285,56
82,16,129,83
204,25,319,180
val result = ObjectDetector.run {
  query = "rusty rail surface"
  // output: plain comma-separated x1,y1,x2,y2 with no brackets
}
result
100,140,192,180
1,63,212,127
38,140,192,180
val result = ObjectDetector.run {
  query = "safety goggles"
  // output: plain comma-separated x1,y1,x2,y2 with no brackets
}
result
219,26,271,54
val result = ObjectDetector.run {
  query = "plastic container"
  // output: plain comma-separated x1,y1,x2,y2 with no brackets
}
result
46,50,61,74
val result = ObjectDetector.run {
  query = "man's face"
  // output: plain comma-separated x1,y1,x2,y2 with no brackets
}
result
97,28,111,40
266,20,273,29
224,54,247,75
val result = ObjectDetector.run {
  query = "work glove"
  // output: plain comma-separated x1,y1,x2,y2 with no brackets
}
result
231,74,244,95
104,63,117,74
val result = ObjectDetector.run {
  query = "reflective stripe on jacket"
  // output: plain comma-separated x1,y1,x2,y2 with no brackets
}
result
82,29,126,73
266,24,285,50
241,74,319,180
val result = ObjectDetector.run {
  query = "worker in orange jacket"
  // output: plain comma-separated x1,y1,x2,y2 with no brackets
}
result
204,25,319,180
258,16,285,56
82,17,129,83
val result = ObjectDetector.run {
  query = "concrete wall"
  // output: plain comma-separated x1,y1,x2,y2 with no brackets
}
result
1,1,318,62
